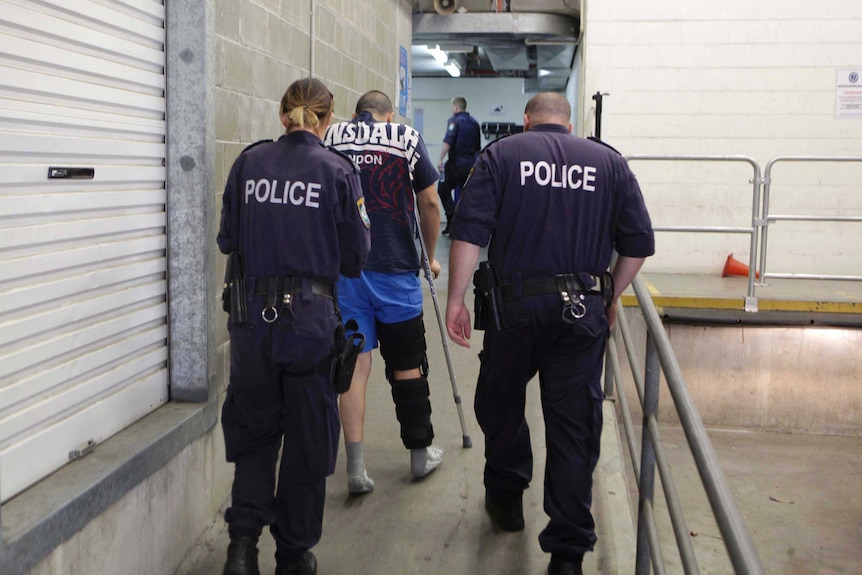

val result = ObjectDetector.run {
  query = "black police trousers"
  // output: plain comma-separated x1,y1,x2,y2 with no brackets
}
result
475,291,608,558
438,158,473,220
222,294,340,567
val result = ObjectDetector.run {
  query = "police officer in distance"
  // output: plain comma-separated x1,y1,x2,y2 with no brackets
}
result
217,78,371,575
437,96,481,234
445,92,654,575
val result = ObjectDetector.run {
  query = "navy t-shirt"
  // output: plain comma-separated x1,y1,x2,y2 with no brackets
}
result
216,131,371,282
325,112,439,273
450,124,654,281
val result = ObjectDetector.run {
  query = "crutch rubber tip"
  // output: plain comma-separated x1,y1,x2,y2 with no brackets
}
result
462,435,473,448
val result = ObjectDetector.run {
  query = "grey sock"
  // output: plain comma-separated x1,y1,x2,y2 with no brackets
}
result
346,441,366,477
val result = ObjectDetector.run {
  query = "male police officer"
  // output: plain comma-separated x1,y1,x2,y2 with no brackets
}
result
218,78,370,575
437,96,480,234
445,92,654,575
325,90,444,495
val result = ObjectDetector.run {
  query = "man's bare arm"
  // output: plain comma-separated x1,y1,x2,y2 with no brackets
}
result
416,183,441,276
446,239,481,347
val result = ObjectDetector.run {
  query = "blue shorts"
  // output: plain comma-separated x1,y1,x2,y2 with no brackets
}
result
336,271,423,352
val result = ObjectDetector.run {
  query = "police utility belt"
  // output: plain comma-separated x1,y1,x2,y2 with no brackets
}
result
252,276,333,323
221,252,362,395
472,261,614,330
220,252,333,325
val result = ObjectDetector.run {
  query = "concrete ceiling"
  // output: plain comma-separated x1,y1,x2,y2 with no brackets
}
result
410,0,580,91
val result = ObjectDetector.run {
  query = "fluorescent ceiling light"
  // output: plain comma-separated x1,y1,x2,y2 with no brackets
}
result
444,60,461,77
539,69,552,77
428,45,448,63
437,43,473,53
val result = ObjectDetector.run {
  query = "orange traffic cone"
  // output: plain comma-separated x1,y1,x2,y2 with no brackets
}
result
721,253,759,278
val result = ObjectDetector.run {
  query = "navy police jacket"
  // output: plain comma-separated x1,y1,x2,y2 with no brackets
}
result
217,130,371,282
450,124,654,281
444,111,481,166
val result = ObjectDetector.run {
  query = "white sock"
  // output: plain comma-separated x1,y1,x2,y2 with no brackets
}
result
410,445,444,478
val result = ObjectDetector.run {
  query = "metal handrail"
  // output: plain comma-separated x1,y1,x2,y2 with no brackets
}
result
625,155,762,312
759,156,862,282
605,274,765,574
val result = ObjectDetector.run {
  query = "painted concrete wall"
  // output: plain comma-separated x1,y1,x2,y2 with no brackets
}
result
616,312,862,436
582,0,862,277
214,0,414,207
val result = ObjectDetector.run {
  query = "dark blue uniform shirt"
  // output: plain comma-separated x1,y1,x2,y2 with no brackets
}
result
217,130,371,282
325,111,438,273
450,124,654,280
444,110,481,168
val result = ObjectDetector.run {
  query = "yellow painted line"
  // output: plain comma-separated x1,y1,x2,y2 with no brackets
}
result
621,294,744,310
619,279,661,306
620,294,638,306
652,297,744,310
643,278,661,296
621,294,862,314
757,300,862,314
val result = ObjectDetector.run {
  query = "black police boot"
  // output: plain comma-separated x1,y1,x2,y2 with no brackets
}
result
484,491,525,532
277,551,318,575
223,536,260,575
548,554,584,575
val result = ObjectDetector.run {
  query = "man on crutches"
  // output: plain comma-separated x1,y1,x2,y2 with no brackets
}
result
325,90,445,495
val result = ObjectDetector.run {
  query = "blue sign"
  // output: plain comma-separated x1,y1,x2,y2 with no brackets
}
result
399,45,409,117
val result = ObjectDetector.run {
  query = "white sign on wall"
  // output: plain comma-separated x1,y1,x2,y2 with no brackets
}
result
836,68,862,118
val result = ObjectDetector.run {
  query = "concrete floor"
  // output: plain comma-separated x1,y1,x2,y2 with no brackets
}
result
176,237,862,575
642,426,862,575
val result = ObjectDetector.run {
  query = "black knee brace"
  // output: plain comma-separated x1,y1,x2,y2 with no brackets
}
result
389,377,434,449
377,315,426,372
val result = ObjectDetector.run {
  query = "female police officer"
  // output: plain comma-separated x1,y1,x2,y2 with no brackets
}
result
217,78,371,575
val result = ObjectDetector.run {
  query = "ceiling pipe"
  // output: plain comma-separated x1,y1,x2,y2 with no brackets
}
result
413,0,578,16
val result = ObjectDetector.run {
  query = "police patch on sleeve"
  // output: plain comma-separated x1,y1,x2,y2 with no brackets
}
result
448,122,456,132
357,197,371,228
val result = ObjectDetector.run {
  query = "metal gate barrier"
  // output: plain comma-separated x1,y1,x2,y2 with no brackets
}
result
625,155,862,312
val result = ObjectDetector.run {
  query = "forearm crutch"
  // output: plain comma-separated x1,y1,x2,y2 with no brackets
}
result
414,210,472,448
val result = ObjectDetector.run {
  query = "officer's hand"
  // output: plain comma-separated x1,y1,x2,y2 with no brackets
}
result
606,300,618,331
446,301,472,348
429,258,442,279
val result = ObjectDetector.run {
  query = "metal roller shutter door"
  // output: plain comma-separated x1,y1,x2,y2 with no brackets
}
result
0,0,168,502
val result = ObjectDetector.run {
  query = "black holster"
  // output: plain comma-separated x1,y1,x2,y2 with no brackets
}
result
472,261,504,331
600,271,615,309
222,252,247,325
331,319,365,394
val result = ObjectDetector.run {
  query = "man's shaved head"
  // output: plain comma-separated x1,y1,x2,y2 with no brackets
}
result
524,92,572,128
356,90,393,116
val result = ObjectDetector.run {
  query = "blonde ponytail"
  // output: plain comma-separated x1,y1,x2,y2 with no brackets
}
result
280,79,333,131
